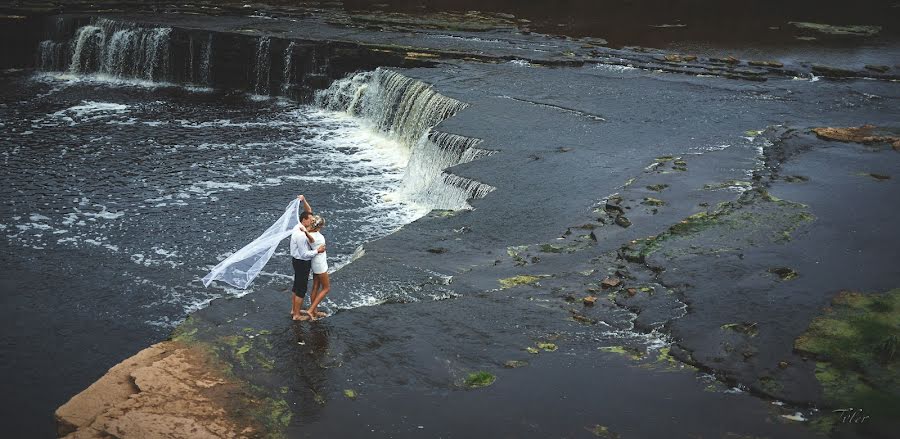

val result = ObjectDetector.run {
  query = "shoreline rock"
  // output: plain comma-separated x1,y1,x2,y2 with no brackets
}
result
55,341,273,438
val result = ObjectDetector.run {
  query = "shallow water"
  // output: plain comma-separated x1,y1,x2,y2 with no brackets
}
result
0,70,427,435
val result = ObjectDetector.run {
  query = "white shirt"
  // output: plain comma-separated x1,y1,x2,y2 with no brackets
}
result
290,225,318,260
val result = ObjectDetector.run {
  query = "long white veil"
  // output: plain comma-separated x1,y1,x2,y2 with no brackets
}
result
202,199,300,289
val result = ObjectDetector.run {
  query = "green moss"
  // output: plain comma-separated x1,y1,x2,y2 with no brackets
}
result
504,360,528,368
245,397,292,438
744,130,763,137
539,243,567,253
537,342,558,352
507,245,529,265
758,376,783,394
599,346,645,360
257,356,275,371
646,184,669,192
171,316,200,344
809,416,837,435
498,275,547,289
220,335,241,347
464,371,496,388
642,197,666,206
525,347,540,354
343,389,358,399
655,155,676,162
795,289,900,419
721,322,759,337
704,180,752,191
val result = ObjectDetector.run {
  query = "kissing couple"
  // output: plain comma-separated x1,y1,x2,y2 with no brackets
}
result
290,195,331,321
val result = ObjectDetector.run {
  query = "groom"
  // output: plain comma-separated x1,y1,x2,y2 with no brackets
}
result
291,195,325,320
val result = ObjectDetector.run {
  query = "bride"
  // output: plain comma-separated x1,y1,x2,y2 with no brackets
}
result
304,214,330,320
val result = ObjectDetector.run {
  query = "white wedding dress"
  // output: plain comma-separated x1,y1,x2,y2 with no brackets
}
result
202,199,300,289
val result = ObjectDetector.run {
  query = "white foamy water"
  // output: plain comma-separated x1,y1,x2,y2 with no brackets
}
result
3,75,432,327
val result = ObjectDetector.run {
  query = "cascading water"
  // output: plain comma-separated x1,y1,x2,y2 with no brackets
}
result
400,131,496,209
38,18,173,82
253,36,271,95
187,34,212,85
317,69,467,146
63,19,172,81
281,41,296,95
316,68,496,210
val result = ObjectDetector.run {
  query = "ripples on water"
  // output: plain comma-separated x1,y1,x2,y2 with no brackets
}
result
0,71,426,329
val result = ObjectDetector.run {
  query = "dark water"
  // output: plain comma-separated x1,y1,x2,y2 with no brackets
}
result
0,69,421,436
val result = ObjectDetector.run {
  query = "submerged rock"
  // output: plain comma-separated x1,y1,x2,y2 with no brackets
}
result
768,267,798,281
865,64,890,73
463,371,496,388
789,22,881,37
811,125,900,150
504,360,528,368
601,277,622,289
748,60,784,68
811,65,860,78
794,289,900,432
498,274,547,289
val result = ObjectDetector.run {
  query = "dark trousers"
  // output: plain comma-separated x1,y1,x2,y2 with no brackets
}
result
292,257,312,298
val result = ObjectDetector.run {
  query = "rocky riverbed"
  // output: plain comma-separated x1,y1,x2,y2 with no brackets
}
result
1,1,898,438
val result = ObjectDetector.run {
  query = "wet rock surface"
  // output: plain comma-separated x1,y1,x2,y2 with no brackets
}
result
0,2,898,438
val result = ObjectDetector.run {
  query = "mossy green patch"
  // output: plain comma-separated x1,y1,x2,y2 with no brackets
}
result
620,189,814,262
646,184,669,192
507,245,530,265
343,389,358,399
642,197,666,206
758,376,783,395
795,289,900,420
252,398,291,437
537,342,558,352
498,275,547,289
704,180,752,191
525,347,540,354
599,345,645,360
464,371,496,388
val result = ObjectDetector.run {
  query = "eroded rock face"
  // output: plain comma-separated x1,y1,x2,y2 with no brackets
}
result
55,342,260,439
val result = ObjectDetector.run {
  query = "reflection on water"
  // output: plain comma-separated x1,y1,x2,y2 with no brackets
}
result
290,322,333,420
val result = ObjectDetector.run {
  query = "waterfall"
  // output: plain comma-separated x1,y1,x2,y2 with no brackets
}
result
39,18,173,81
399,131,496,208
199,35,212,85
316,69,496,209
253,36,271,95
316,69,469,147
281,41,296,96
188,34,213,85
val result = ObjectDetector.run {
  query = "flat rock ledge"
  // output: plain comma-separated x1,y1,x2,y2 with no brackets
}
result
55,341,259,438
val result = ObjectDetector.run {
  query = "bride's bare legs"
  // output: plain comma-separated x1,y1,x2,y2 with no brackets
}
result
306,273,330,320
